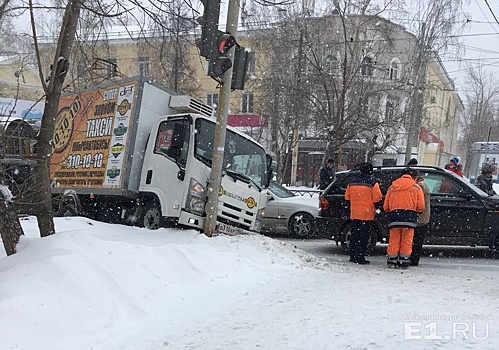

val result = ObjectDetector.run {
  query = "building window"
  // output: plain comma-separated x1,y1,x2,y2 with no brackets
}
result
106,58,117,78
390,60,400,80
242,92,254,113
207,93,218,108
360,95,370,116
316,90,334,113
361,56,374,76
324,54,339,75
138,57,149,76
385,98,394,121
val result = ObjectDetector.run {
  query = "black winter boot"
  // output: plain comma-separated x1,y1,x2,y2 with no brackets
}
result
399,256,410,269
387,256,398,268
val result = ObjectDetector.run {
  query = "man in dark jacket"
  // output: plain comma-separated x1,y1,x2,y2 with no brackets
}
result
475,163,496,196
319,158,335,190
344,163,382,265
410,174,430,266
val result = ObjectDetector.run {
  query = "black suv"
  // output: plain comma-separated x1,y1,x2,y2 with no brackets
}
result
317,165,499,254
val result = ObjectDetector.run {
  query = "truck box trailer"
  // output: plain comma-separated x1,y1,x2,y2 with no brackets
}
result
50,76,270,232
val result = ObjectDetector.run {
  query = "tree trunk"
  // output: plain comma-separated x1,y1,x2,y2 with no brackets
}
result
0,199,24,256
32,0,82,237
0,102,23,255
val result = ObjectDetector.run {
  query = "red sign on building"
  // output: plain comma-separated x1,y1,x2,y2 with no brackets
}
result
227,114,267,127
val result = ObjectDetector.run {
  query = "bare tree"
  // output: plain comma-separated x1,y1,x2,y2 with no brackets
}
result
137,0,200,95
460,65,499,173
250,1,413,180
0,175,24,256
30,0,82,237
0,0,28,255
402,0,464,163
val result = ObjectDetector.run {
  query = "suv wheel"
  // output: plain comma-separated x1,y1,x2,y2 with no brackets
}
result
340,222,376,255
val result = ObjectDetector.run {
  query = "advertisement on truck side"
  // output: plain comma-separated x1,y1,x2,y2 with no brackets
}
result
50,81,138,189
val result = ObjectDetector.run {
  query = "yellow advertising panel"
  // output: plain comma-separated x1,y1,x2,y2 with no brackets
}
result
50,81,138,189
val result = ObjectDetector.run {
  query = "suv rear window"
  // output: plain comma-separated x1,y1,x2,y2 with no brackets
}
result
374,170,404,193
326,169,403,195
326,172,358,194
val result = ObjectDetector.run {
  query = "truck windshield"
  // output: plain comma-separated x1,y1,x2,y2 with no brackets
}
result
194,118,268,187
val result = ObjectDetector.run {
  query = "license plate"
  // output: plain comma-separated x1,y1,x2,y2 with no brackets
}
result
216,222,245,236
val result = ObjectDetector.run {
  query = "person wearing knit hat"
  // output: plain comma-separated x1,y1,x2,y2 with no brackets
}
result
474,163,496,196
407,158,418,166
444,156,463,177
319,158,335,190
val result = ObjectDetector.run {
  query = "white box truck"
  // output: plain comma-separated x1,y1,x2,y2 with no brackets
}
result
50,76,271,232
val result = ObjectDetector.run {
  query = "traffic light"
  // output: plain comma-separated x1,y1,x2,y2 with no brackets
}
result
231,46,254,90
208,32,237,78
196,0,221,59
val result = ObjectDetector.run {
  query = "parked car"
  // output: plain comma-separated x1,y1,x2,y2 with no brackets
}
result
261,181,319,238
318,165,499,255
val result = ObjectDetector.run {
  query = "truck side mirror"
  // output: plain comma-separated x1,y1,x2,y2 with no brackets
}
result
166,123,186,160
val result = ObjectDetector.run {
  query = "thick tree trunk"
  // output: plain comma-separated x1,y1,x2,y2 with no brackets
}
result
34,149,56,237
0,121,24,255
0,197,24,256
32,0,82,237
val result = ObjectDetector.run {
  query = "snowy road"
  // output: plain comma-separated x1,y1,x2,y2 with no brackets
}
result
275,237,499,272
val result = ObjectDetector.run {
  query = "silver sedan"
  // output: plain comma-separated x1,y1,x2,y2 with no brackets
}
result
261,181,319,238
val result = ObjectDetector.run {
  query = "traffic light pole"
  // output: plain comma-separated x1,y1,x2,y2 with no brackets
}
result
203,0,240,237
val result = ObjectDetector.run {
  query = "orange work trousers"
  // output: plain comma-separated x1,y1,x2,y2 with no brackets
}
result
387,227,414,258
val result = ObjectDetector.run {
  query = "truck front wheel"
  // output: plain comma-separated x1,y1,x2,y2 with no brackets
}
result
140,202,162,230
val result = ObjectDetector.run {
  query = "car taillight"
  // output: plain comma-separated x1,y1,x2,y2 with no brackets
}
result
319,197,329,211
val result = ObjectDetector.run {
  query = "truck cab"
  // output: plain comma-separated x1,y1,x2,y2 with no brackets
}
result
140,114,270,233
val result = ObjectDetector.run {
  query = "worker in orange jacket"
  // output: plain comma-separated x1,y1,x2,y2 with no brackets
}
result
383,168,425,269
344,163,382,265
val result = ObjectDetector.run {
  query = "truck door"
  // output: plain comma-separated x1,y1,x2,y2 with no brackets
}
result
141,118,191,216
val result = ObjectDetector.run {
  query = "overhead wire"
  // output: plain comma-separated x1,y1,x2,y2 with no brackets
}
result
483,0,499,26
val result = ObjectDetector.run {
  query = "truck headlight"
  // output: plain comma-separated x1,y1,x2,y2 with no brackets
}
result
254,208,265,232
185,178,206,215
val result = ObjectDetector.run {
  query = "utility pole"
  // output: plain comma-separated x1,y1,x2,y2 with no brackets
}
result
203,0,240,237
405,22,427,164
290,14,305,186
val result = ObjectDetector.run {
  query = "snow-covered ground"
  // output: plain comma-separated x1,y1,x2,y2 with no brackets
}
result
0,217,497,350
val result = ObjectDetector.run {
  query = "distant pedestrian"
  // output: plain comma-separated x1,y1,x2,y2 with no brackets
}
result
444,156,463,177
407,158,418,166
319,158,335,190
344,162,382,265
383,167,425,269
410,173,430,266
475,163,496,196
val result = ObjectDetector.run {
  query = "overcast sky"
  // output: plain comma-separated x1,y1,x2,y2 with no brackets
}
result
442,0,499,93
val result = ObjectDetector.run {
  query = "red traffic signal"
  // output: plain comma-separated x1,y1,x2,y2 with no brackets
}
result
208,32,238,78
218,34,236,54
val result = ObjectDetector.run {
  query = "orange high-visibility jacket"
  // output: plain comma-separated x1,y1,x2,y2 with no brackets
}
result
344,174,382,220
383,174,425,227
